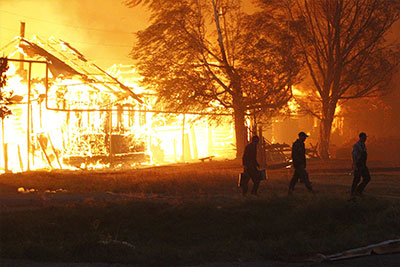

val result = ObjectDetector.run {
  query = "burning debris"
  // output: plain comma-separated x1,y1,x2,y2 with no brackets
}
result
0,35,151,172
0,35,237,173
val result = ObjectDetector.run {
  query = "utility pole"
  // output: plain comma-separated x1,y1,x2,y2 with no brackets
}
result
18,22,27,80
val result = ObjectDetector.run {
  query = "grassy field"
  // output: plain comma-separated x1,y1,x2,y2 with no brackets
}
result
0,159,399,265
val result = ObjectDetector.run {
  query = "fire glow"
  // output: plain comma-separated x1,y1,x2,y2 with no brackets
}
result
0,36,236,173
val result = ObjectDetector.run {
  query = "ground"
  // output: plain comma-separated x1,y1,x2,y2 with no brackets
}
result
1,253,400,266
0,159,399,266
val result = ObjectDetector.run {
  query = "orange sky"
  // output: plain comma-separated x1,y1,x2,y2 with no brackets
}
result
1,0,399,70
0,0,150,69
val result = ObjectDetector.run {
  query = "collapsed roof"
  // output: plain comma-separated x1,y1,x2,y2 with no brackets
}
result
1,36,142,103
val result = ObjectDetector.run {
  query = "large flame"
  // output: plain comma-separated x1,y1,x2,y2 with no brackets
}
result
0,61,236,173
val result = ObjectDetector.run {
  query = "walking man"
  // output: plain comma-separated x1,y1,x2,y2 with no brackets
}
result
288,132,315,195
242,135,261,196
351,132,371,197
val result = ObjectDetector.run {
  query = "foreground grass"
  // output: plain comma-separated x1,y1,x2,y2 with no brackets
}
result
1,196,400,265
0,159,399,197
1,160,399,264
0,161,243,196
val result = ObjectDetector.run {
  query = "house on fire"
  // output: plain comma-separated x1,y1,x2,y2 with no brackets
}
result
1,36,151,172
1,36,236,172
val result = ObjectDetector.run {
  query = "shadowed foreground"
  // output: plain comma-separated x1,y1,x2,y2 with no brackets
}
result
0,159,399,266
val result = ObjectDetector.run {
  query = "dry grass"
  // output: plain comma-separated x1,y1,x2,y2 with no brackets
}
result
0,159,399,265
0,159,398,199
0,160,240,194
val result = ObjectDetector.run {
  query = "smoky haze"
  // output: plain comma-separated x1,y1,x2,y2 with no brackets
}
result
2,1,397,69
0,0,150,69
0,0,400,161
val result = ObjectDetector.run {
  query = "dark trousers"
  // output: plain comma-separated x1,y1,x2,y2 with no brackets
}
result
351,167,371,195
242,166,260,195
289,166,312,192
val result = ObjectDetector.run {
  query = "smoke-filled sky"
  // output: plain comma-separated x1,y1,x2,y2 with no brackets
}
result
1,0,399,70
0,0,150,69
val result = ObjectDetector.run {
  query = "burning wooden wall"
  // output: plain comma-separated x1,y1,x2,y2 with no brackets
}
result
1,37,237,173
1,36,148,172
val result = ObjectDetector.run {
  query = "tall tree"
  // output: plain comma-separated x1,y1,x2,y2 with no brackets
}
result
125,0,301,158
258,0,400,158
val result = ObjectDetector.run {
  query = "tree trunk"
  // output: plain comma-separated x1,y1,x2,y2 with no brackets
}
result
319,117,333,159
233,102,247,159
319,101,336,159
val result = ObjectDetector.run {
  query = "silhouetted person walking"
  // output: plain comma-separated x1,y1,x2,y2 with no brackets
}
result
351,132,371,197
242,136,261,196
288,132,315,195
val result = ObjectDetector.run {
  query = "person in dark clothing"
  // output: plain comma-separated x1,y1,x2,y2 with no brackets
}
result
242,135,261,196
288,132,315,195
351,132,371,197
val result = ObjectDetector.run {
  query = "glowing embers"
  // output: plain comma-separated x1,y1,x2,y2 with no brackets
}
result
1,62,237,173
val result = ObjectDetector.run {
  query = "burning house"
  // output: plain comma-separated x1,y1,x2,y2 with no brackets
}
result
1,35,150,172
106,64,237,163
0,35,237,173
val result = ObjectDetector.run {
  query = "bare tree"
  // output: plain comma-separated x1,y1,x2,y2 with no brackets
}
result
125,0,301,158
258,0,400,158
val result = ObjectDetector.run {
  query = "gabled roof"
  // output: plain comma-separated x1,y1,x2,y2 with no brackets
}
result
1,36,143,103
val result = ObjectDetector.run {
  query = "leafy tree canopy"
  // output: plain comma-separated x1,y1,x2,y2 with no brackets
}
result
126,0,302,115
125,0,303,157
